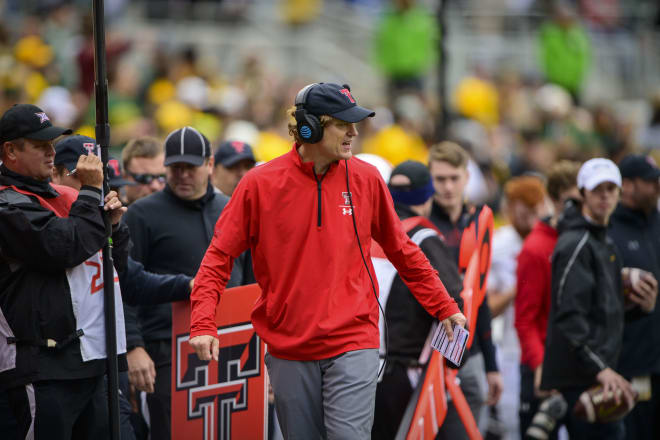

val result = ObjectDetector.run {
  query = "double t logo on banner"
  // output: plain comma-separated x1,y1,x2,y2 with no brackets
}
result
172,285,268,440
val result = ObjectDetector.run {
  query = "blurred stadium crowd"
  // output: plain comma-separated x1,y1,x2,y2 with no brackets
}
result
1,0,660,439
0,1,658,202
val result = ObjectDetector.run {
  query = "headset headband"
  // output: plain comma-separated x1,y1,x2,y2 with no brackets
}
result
295,83,319,108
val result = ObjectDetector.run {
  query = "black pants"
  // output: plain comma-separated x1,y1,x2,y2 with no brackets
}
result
623,374,660,440
6,376,108,440
372,362,415,439
106,371,137,440
0,389,18,438
519,364,559,440
145,339,172,440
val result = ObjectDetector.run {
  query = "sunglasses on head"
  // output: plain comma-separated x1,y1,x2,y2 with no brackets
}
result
129,172,166,185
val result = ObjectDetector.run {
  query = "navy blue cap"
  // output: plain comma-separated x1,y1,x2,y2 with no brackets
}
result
164,126,211,166
619,154,660,180
55,135,97,171
107,157,134,188
388,160,435,206
0,104,72,143
295,83,375,123
55,135,134,187
214,140,255,168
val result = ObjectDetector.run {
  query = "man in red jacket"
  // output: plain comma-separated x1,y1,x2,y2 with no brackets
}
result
514,160,580,436
189,83,465,439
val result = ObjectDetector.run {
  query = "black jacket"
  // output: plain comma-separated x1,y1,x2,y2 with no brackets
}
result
119,256,192,306
123,183,245,363
0,166,128,390
541,203,624,390
383,204,464,365
609,203,660,377
430,201,498,372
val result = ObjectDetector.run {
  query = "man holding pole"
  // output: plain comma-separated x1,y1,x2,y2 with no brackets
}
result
0,104,128,439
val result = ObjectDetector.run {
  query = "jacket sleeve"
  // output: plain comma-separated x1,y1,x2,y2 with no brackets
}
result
420,235,464,311
552,237,608,376
371,177,460,321
111,222,131,275
190,177,253,338
121,202,149,349
123,203,150,264
476,300,499,372
119,256,192,305
515,248,548,370
0,187,105,269
123,304,144,350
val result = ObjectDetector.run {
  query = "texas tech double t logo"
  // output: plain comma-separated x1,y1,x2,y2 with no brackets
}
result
175,323,263,440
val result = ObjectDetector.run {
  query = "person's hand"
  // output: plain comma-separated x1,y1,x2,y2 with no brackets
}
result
126,346,156,393
486,371,504,406
441,312,467,342
596,367,635,407
189,278,195,291
190,335,219,361
629,269,658,313
104,190,127,225
75,154,103,189
533,365,553,399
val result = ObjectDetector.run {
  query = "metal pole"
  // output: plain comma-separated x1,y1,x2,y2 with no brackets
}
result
436,0,449,141
91,1,120,438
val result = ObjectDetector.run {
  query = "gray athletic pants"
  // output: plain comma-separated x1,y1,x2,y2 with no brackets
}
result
265,348,379,440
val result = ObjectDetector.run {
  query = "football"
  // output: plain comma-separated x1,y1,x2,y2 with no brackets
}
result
572,386,635,423
622,268,653,309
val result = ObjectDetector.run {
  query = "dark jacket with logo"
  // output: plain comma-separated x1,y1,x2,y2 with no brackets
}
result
609,203,660,377
0,166,129,390
541,203,624,390
430,201,498,372
382,204,464,364
123,183,245,365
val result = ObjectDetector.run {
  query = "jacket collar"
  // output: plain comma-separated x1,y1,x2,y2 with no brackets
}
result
290,144,341,179
163,181,216,210
558,201,608,240
394,203,418,220
612,202,658,227
534,217,558,238
431,200,472,228
0,164,59,198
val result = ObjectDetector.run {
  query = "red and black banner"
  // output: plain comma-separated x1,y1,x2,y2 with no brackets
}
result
172,284,268,440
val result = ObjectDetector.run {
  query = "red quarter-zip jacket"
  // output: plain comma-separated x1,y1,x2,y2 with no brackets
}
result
190,146,460,360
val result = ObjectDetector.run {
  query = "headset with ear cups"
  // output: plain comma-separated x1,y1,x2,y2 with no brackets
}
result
294,83,324,144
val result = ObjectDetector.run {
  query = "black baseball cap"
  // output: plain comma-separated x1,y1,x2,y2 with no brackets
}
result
388,160,435,206
619,154,660,181
164,126,211,166
214,140,255,168
0,104,72,143
296,83,375,123
55,135,97,171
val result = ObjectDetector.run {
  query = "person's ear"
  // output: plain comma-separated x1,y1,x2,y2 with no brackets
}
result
2,141,18,162
207,156,214,176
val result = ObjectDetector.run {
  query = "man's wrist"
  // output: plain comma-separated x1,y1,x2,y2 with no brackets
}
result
79,186,102,204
